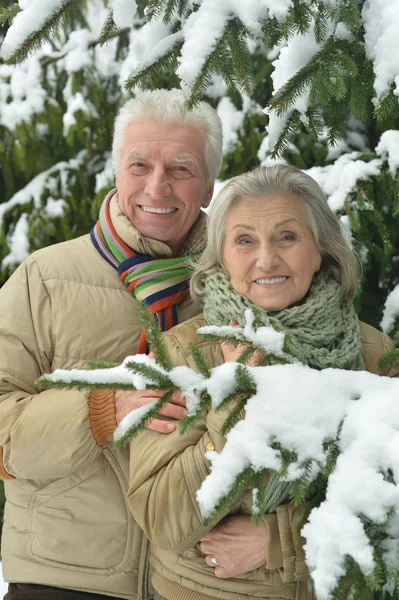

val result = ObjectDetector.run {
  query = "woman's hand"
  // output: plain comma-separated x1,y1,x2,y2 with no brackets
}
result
200,515,267,578
221,320,265,366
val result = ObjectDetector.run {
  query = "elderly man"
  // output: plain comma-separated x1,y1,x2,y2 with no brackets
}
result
0,89,267,600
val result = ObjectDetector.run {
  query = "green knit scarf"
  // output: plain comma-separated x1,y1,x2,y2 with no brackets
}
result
203,269,364,371
203,269,364,513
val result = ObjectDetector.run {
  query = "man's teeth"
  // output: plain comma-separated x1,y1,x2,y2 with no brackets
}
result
256,277,287,284
141,206,176,214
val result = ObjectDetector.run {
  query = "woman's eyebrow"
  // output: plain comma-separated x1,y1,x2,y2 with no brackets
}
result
273,218,299,228
231,218,299,231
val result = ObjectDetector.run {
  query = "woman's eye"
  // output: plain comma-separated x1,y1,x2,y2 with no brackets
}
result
280,232,296,242
237,238,252,245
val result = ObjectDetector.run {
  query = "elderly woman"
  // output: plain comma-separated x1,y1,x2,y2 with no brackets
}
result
124,164,398,600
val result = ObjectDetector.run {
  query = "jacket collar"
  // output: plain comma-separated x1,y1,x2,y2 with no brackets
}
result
109,191,207,258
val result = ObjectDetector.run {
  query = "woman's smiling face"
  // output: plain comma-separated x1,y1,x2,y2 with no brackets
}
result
222,193,322,312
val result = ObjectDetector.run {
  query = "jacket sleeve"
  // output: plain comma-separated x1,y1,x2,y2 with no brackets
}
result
127,329,305,582
0,256,115,480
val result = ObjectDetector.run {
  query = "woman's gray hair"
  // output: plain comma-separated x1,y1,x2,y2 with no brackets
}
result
190,164,360,302
112,89,223,185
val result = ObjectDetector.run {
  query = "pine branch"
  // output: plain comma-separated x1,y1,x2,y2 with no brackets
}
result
224,19,254,95
86,360,119,369
0,4,21,27
188,342,211,378
377,349,399,374
124,38,183,91
203,466,253,527
4,0,79,65
179,392,212,434
98,12,122,46
220,397,246,436
270,109,301,158
123,359,174,389
36,376,134,393
250,470,267,524
136,301,173,371
313,2,327,44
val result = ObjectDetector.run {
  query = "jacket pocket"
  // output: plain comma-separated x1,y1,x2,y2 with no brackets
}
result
27,452,132,573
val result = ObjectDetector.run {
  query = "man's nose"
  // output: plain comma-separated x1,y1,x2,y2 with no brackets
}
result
144,167,171,198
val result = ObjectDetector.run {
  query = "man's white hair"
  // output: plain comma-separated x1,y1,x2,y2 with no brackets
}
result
112,89,223,185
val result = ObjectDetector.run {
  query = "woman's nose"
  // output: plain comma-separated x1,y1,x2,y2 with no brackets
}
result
256,244,280,270
144,168,171,198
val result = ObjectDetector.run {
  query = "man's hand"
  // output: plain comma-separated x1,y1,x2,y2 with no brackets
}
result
200,515,267,578
221,320,265,366
115,389,187,433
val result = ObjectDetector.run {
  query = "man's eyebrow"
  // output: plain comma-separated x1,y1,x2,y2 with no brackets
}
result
126,152,148,161
172,156,196,164
231,218,299,231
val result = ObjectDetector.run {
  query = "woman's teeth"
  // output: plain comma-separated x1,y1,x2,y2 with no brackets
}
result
256,277,287,284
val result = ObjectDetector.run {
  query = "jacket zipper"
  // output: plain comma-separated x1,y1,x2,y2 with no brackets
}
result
141,537,151,599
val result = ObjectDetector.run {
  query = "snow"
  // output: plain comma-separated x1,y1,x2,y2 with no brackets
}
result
0,152,88,230
381,285,399,335
0,563,7,596
2,213,30,268
264,24,322,151
1,0,71,61
110,0,137,30
375,130,399,176
362,0,399,100
305,152,383,212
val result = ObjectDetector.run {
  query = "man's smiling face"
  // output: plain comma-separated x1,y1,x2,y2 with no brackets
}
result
116,118,213,256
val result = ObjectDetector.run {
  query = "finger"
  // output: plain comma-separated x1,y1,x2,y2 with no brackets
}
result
199,540,213,554
214,566,235,579
158,403,187,420
135,390,164,399
170,391,187,407
145,418,176,434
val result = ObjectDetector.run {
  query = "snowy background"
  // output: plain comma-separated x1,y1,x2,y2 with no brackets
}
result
0,564,7,596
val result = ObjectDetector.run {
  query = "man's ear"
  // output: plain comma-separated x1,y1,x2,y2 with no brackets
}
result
202,184,214,209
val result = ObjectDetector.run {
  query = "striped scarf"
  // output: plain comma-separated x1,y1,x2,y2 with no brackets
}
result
91,189,193,353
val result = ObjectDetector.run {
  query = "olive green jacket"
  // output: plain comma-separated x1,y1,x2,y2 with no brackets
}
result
127,315,399,600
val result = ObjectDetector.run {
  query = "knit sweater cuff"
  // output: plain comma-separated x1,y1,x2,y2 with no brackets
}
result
0,446,15,480
89,390,117,446
263,514,283,570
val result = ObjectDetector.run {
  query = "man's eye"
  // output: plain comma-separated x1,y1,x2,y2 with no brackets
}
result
133,162,145,168
171,165,192,179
